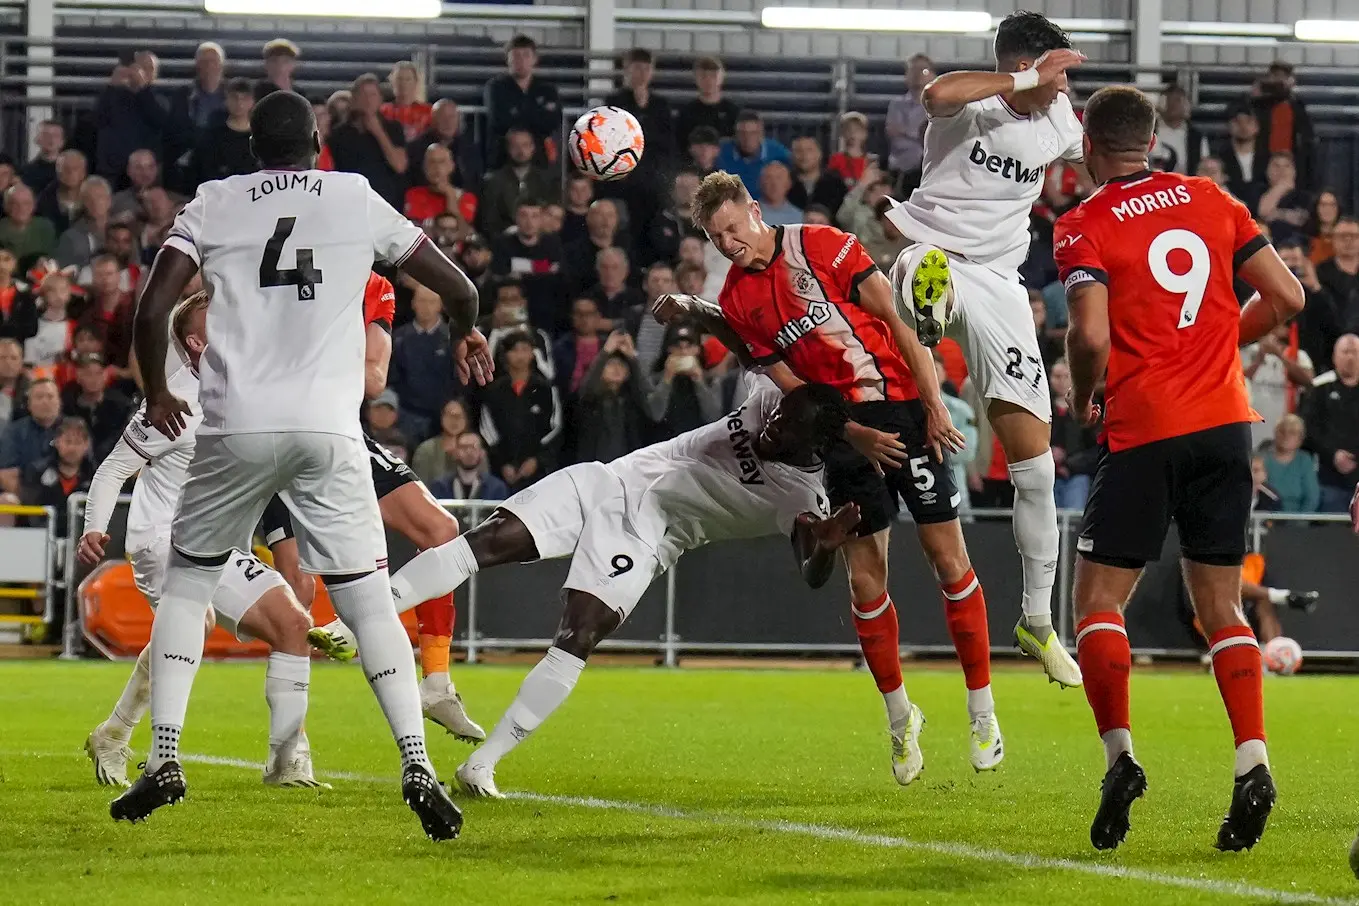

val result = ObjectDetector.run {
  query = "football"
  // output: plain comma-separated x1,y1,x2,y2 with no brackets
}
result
1263,636,1303,675
568,105,645,182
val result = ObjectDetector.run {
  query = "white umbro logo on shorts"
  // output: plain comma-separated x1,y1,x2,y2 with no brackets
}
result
1077,536,1093,552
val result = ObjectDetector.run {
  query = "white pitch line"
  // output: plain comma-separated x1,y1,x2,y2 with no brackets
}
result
174,754,1356,905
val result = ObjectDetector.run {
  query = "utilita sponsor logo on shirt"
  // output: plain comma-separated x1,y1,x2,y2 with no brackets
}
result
968,141,1044,184
774,301,832,350
726,409,766,486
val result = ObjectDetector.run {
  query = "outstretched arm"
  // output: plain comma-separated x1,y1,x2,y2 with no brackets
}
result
921,49,1085,117
791,503,861,589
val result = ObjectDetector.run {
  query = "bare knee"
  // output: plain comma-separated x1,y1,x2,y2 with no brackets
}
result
282,566,315,612
407,509,459,551
915,519,971,585
245,591,313,656
988,401,1051,463
1072,556,1140,622
1184,560,1249,637
842,535,888,604
552,592,621,660
466,510,538,567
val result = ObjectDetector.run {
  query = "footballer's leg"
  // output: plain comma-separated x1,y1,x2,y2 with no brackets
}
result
378,481,483,743
898,242,951,348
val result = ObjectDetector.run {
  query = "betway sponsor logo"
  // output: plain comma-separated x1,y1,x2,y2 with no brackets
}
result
774,301,831,350
725,410,765,486
968,141,1044,184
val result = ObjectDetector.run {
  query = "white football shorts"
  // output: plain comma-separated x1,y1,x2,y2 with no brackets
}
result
171,432,387,576
129,536,288,641
497,462,672,621
892,242,1052,423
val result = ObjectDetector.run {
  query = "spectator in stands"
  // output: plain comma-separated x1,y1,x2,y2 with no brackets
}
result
542,203,564,235
589,247,645,331
1258,152,1311,244
54,325,105,389
373,428,410,464
34,150,86,235
560,172,593,246
484,35,561,170
828,112,873,187
674,260,706,296
717,111,789,196
405,143,477,228
0,337,25,427
479,330,560,491
408,99,482,192
1196,154,1228,188
757,162,803,227
1244,315,1315,451
1318,216,1359,326
255,38,301,101
23,272,73,368
0,183,57,269
838,162,901,268
607,48,675,171
193,78,257,188
490,199,564,333
686,126,721,176
1277,236,1339,369
630,262,675,366
428,432,510,502
1304,333,1359,510
382,61,433,142
329,73,409,210
1215,106,1267,212
788,136,847,217
79,254,135,374
21,120,65,194
410,397,469,484
170,41,226,139
1250,61,1315,189
643,168,701,268
456,234,493,299
676,56,740,147
479,127,559,239
137,187,177,265
362,390,399,438
1307,190,1342,265
1047,358,1096,509
0,377,62,493
574,332,652,462
389,281,456,442
647,322,721,439
110,149,162,223
94,56,166,182
0,249,33,341
1151,85,1207,175
87,222,139,292
55,177,111,271
327,89,351,124
429,210,474,259
484,276,554,378
61,352,129,461
565,199,625,294
19,416,91,536
1263,413,1320,513
554,295,605,398
0,155,15,195
885,54,932,194
313,100,335,171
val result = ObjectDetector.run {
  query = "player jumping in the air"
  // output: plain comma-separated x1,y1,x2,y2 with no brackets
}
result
309,271,483,743
1054,86,1304,852
81,293,323,788
380,380,860,798
886,10,1087,683
110,91,492,841
655,175,1006,782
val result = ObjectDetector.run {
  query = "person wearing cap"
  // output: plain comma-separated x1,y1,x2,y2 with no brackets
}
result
715,110,789,197
827,111,874,188
255,38,301,102
1249,61,1315,190
647,320,721,440
19,415,92,539
366,387,401,435
483,34,561,170
62,351,131,461
1213,105,1268,213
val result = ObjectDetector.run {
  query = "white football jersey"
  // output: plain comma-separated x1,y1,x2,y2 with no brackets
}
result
609,381,829,561
116,339,205,550
163,170,426,439
886,91,1084,275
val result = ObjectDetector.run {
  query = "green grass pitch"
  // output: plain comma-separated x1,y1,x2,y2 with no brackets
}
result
2,660,1357,905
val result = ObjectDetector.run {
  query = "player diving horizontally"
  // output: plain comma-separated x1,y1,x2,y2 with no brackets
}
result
379,380,861,798
110,90,493,841
887,10,1089,680
1054,86,1304,851
81,292,325,788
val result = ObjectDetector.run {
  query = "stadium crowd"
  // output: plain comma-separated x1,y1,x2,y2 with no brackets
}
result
0,36,1351,537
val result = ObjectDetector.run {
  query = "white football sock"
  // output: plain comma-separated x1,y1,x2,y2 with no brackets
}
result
1266,588,1289,605
420,671,452,693
327,570,431,772
469,646,584,770
1008,450,1059,624
1235,739,1269,778
1101,728,1134,770
883,684,911,733
105,645,152,741
265,651,310,753
146,555,221,772
389,536,479,614
966,685,995,720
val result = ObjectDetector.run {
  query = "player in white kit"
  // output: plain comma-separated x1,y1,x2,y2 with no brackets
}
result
81,293,322,789
383,381,863,798
884,11,1086,685
110,92,492,841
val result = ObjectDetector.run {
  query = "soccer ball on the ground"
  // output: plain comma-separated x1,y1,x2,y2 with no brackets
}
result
568,106,645,181
1262,636,1303,675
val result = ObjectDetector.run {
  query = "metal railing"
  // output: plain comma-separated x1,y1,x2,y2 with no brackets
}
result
0,503,61,635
